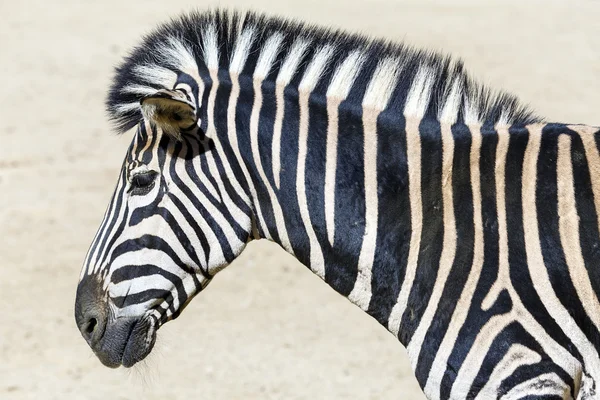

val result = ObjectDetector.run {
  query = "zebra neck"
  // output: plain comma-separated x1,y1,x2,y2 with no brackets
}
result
225,73,454,341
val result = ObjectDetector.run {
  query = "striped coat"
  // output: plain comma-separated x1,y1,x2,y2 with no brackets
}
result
75,10,600,399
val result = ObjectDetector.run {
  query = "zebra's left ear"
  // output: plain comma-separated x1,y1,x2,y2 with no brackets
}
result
140,89,197,139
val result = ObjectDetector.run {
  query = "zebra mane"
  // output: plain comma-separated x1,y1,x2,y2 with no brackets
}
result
107,9,542,133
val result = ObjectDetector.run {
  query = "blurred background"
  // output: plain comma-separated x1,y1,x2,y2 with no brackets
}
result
1,0,598,399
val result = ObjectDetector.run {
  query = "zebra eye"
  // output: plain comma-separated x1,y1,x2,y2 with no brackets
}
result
129,171,158,196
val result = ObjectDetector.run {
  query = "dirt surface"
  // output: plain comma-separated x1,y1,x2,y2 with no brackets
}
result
1,1,598,399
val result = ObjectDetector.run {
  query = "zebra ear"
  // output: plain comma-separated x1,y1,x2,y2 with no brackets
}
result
140,89,197,139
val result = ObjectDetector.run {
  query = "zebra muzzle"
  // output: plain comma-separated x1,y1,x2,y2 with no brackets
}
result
75,275,156,368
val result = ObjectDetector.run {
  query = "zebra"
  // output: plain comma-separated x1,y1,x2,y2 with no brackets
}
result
74,9,600,399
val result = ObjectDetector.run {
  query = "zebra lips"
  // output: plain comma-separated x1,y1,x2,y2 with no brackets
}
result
120,316,157,368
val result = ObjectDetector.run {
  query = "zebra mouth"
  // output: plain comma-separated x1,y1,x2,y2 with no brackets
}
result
121,317,157,367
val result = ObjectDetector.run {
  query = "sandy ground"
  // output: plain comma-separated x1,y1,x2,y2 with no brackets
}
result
1,1,598,399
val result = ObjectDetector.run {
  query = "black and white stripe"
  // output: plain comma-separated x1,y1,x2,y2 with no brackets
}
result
77,10,600,398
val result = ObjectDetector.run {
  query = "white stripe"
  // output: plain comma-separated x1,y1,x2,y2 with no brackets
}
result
298,45,334,92
276,39,311,87
202,23,219,71
113,102,140,115
191,139,220,201
347,58,399,310
362,57,401,109
110,274,174,298
229,27,255,74
132,64,178,87
404,65,435,117
521,126,600,380
172,149,242,273
480,129,511,311
474,344,541,400
254,33,284,79
227,68,271,239
121,84,163,96
203,68,251,224
137,119,157,160
296,46,335,279
449,312,515,399
82,132,136,278
249,39,293,253
157,36,197,74
501,373,570,400
162,145,219,270
579,125,600,250
113,298,166,319
424,124,482,396
387,118,422,336
463,95,480,125
406,122,457,367
557,134,600,336
496,109,511,128
439,77,463,125
327,50,365,100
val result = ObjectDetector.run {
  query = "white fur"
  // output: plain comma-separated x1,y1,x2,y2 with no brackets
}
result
299,45,334,92
120,84,162,96
502,373,570,400
276,38,310,85
403,65,435,117
229,27,255,74
439,76,463,125
133,64,178,87
363,57,401,110
326,50,365,99
202,23,219,70
496,109,511,127
157,36,197,74
463,94,480,125
253,33,284,79
113,102,141,115
474,345,541,399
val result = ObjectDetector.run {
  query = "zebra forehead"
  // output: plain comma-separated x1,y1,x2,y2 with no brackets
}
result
106,9,541,134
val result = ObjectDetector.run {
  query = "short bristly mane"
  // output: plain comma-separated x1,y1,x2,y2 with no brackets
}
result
107,9,541,133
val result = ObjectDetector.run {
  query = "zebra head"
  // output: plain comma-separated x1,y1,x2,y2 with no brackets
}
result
74,88,254,367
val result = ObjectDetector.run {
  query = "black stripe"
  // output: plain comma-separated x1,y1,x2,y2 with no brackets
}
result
212,69,253,216
257,79,278,187
110,235,208,281
277,85,310,265
478,321,574,399
506,126,582,361
168,141,235,263
367,111,409,324
400,118,444,345
415,123,475,387
326,98,365,296
236,73,276,239
569,130,600,344
113,289,172,308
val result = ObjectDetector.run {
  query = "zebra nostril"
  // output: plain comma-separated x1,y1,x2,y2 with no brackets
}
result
79,311,107,345
85,317,98,336
75,275,109,346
